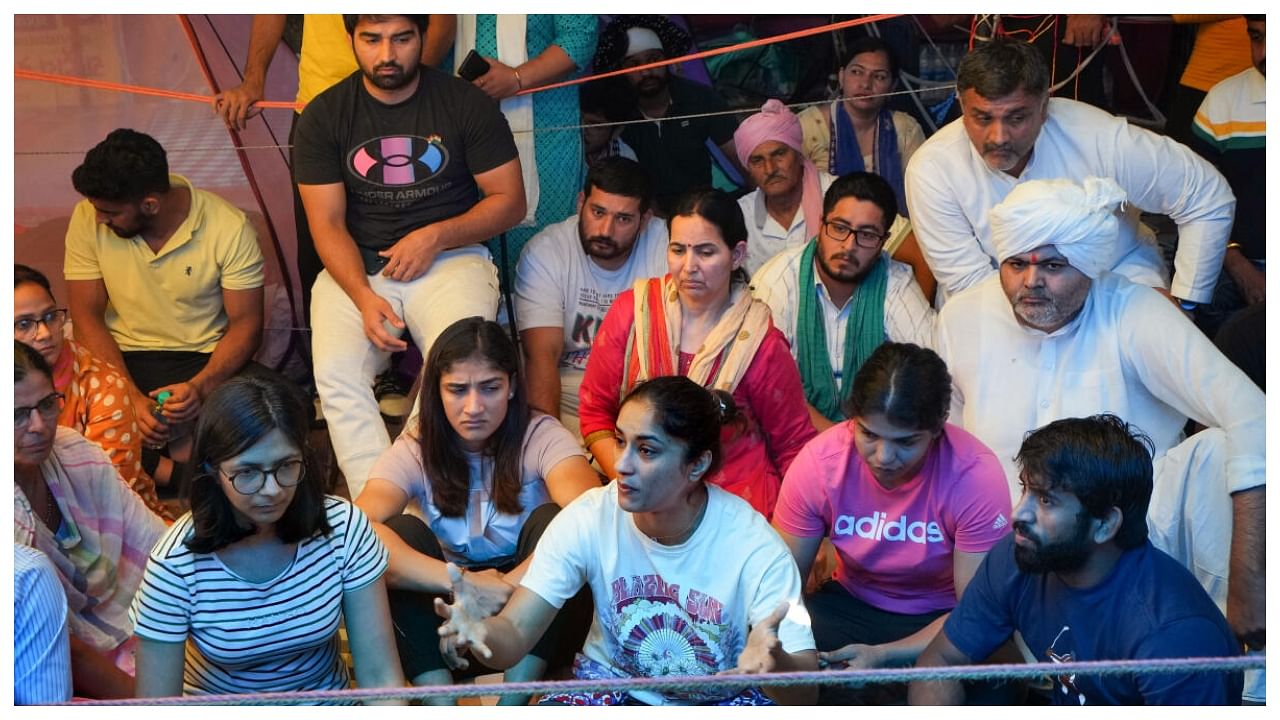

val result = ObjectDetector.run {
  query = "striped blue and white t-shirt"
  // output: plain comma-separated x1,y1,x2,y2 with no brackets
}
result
128,496,388,697
14,543,73,705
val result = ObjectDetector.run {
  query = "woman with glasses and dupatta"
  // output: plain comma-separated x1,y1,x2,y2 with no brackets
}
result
130,374,404,702
14,264,168,516
14,340,166,699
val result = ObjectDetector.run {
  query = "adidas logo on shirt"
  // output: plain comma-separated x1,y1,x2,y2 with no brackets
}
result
992,514,1009,531
833,512,943,544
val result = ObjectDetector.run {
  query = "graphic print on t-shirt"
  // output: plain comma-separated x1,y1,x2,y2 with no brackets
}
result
347,133,454,208
607,573,745,703
564,286,628,371
1046,624,1088,705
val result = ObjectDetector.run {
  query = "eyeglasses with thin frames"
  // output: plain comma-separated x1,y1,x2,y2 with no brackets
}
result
219,458,305,495
15,309,69,340
15,392,64,428
822,220,887,249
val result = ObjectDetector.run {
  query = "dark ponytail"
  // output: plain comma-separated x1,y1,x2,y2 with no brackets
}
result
621,376,739,478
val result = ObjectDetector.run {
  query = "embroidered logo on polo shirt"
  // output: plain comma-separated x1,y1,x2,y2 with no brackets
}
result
349,134,448,187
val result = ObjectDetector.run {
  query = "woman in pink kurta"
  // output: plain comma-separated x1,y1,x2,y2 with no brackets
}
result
580,189,815,518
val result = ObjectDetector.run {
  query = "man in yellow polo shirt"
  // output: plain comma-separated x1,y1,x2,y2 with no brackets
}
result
64,128,266,489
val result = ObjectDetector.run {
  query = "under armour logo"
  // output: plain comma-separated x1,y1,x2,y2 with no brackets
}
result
350,134,448,187
185,266,192,276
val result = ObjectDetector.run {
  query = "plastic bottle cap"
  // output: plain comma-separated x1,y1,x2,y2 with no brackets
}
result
155,390,173,405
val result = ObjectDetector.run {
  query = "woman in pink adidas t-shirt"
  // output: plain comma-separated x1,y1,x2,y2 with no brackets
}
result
772,342,1011,696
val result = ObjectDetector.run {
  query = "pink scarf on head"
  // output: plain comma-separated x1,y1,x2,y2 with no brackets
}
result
734,98,825,242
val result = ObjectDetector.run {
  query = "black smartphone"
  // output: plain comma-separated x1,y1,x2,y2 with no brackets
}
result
457,49,491,82
358,245,391,275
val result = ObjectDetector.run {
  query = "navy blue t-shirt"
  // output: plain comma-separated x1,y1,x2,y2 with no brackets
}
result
293,67,517,254
944,536,1242,705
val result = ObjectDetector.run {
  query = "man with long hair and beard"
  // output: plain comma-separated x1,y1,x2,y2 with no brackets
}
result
909,414,1243,706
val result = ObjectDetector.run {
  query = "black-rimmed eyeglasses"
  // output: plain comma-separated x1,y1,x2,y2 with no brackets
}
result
15,392,64,428
219,458,305,495
822,220,887,249
15,309,69,340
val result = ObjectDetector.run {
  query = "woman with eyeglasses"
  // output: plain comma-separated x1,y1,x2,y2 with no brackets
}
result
14,264,168,517
580,188,816,519
14,340,167,699
129,374,404,701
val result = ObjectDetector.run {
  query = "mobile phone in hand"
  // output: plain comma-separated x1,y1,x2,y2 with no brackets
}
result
457,50,491,81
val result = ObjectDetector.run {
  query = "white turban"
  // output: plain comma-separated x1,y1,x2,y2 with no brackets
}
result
989,176,1127,279
625,27,665,57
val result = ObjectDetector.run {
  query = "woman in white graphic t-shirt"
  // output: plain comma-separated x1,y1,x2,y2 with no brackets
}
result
437,376,820,705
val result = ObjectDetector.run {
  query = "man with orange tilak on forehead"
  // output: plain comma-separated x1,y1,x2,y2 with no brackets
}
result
933,176,1264,701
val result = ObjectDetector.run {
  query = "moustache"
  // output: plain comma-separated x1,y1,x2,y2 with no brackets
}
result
374,62,403,73
983,143,1016,155
1012,520,1035,540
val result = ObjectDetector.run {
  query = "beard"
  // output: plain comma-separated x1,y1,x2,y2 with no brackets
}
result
1011,289,1082,331
578,215,637,263
364,60,419,91
816,247,877,285
1013,515,1093,574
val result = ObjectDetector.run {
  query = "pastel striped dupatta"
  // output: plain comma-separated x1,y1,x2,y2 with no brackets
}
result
620,275,773,399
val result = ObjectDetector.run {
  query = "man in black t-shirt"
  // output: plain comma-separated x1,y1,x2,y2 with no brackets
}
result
594,18,743,216
293,14,523,496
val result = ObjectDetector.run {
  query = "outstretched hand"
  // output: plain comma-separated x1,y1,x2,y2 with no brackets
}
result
434,563,507,670
819,642,885,670
724,603,790,675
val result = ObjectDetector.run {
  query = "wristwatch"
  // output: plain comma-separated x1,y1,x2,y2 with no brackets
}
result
1176,298,1199,312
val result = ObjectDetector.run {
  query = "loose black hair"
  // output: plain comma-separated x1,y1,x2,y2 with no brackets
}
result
343,14,428,35
185,374,330,554
418,317,530,518
583,156,654,215
822,171,898,228
844,342,951,433
838,35,899,78
956,37,1051,99
1015,414,1155,550
620,376,739,479
14,264,53,295
71,128,170,202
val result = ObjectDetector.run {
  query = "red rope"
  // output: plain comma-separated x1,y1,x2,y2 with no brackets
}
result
16,14,902,110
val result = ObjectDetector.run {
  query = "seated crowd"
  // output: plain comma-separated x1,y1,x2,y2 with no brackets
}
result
13,13,1264,707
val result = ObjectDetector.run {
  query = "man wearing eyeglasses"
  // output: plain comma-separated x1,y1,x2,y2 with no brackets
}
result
751,172,935,431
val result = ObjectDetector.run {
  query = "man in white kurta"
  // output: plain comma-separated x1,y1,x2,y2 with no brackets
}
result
935,176,1263,698
906,37,1235,306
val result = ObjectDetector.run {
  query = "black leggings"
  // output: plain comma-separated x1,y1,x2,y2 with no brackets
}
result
385,503,592,680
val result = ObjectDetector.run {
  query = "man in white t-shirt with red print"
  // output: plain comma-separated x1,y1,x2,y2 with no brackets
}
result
514,157,668,437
